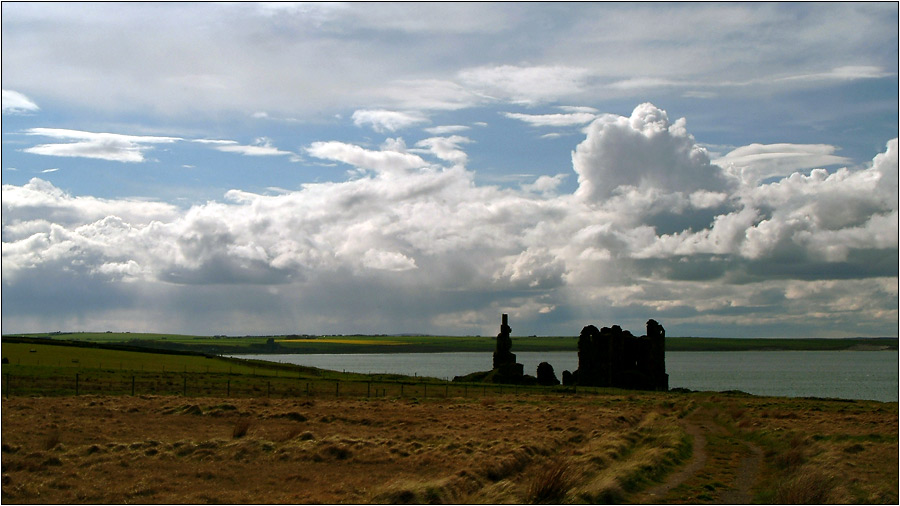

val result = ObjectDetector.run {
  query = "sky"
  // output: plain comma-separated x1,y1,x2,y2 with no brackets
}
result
1,2,898,338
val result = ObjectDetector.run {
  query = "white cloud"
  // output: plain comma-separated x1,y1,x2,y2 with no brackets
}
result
352,109,429,133
2,89,40,113
362,249,417,271
414,135,472,167
503,111,596,127
521,174,567,195
774,65,893,83
572,103,735,203
213,137,297,159
376,79,487,111
458,65,592,105
714,143,853,184
558,106,599,114
608,77,683,91
424,125,470,135
2,105,896,337
1,3,894,121
306,140,429,174
23,128,180,163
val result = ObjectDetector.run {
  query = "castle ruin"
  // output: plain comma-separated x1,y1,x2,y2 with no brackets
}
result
565,319,668,391
492,313,525,382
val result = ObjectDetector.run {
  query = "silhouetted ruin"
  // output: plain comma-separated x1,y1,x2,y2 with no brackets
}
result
453,314,667,391
492,313,525,382
536,361,560,386
563,319,668,391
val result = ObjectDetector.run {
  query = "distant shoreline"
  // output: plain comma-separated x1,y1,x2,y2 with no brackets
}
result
2,333,896,355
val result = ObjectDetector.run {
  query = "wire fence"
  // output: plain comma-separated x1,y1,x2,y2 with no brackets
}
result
1,370,580,400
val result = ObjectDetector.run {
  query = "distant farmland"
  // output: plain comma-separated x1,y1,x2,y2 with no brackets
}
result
3,332,895,355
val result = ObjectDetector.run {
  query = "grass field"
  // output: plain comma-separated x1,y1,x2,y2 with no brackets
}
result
5,332,896,355
1,391,895,503
1,340,896,504
0,341,528,399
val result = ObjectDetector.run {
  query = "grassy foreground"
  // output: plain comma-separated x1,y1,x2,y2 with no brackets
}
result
1,341,897,504
2,392,896,504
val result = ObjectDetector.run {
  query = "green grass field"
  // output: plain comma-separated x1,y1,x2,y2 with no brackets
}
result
5,332,895,355
0,341,476,399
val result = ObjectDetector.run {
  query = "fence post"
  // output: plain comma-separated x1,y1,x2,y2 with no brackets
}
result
132,376,135,396
335,381,339,398
183,376,187,396
424,383,427,398
75,373,79,396
227,379,231,397
400,384,404,397
445,384,448,398
367,382,371,398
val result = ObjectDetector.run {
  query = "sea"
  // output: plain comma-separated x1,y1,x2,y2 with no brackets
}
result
234,350,898,403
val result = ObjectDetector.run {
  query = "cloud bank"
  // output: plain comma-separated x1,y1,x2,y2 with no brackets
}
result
2,104,897,336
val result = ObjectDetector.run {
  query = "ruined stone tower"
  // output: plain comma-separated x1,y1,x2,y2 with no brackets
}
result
492,313,524,382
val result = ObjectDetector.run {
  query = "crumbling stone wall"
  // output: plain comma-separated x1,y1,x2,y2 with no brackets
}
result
566,319,668,391
536,361,560,386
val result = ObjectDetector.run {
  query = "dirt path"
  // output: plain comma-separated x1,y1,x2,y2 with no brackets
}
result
715,441,763,504
638,421,708,502
634,409,764,504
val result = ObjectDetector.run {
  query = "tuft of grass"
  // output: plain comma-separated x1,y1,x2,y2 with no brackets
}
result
232,419,252,439
43,430,61,451
526,458,576,504
775,469,837,504
317,443,352,461
773,434,809,471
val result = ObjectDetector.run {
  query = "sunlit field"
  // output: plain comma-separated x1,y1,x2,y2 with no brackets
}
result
2,340,897,504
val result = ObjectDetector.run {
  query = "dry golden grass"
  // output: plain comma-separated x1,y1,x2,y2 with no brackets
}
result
1,392,895,504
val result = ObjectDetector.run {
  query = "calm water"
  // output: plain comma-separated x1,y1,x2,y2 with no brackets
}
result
235,350,898,402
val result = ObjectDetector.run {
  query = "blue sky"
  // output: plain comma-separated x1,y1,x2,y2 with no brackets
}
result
2,2,898,338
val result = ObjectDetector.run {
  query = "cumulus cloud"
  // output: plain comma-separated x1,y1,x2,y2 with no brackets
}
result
522,174,567,195
2,104,896,336
352,109,429,133
2,89,40,113
572,103,735,203
23,128,180,163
